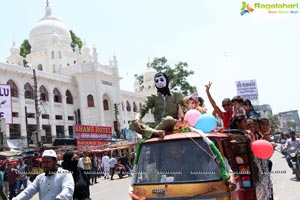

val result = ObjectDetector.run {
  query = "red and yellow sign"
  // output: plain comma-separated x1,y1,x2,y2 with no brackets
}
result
74,124,112,140
76,139,108,147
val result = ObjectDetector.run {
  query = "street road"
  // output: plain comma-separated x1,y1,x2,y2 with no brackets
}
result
89,176,132,200
271,148,299,200
30,149,298,199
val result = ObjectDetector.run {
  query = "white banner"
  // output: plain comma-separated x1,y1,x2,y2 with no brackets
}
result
0,84,12,124
235,80,258,101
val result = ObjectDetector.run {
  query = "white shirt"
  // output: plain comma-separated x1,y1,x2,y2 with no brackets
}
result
109,157,117,168
13,168,74,200
102,155,110,168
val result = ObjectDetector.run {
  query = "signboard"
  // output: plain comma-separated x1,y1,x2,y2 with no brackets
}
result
235,80,258,101
0,85,12,124
76,139,108,147
74,125,112,140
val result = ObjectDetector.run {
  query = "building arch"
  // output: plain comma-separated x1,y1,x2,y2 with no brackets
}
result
133,102,137,112
24,83,34,99
7,79,18,97
66,90,73,104
126,101,131,112
53,88,62,103
103,99,109,110
40,85,49,101
87,94,94,107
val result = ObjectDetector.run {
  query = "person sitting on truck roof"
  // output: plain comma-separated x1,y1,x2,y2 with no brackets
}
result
129,72,184,139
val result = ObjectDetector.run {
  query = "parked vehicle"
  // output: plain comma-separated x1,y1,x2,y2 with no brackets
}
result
271,132,282,143
287,146,300,180
279,138,287,157
129,129,273,200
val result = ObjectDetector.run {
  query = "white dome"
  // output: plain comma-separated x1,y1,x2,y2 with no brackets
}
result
30,16,71,39
28,6,72,53
143,67,157,82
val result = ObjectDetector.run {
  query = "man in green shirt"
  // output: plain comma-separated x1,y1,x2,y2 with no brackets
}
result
130,72,184,139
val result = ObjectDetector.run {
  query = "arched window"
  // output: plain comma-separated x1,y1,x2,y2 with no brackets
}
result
7,80,18,97
24,83,34,99
126,101,131,112
53,64,56,72
133,102,137,112
87,95,94,107
51,51,55,59
103,99,109,110
38,64,43,71
53,88,62,103
40,85,48,101
66,90,73,104
59,51,62,59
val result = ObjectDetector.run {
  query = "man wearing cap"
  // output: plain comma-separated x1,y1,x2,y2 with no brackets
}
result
13,149,74,200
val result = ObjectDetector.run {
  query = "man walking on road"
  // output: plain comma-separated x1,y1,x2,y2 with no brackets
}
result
102,153,110,180
109,155,117,180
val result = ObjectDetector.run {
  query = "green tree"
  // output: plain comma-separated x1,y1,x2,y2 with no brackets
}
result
135,57,196,96
268,114,279,131
70,30,83,51
286,120,297,131
20,39,31,67
134,74,144,91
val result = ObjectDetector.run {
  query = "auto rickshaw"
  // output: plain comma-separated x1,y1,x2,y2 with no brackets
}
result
129,128,273,200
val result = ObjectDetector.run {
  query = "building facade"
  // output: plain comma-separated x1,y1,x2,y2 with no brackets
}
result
0,4,154,147
277,110,300,133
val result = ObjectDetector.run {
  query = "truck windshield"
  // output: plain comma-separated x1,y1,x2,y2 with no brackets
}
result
134,138,222,184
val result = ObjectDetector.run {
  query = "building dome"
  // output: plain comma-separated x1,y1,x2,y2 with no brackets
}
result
143,67,157,82
30,17,70,39
28,5,71,53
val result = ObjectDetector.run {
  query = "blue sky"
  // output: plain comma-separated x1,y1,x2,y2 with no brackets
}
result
1,0,300,114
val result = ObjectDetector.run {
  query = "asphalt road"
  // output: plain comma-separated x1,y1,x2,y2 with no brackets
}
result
270,147,299,200
27,147,299,199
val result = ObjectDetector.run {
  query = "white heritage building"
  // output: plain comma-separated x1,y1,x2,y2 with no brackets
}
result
0,3,156,147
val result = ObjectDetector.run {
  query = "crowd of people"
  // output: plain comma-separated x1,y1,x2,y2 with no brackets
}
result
0,150,133,200
129,72,297,187
1,72,298,199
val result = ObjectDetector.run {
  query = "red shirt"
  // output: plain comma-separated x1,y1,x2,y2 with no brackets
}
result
222,111,233,130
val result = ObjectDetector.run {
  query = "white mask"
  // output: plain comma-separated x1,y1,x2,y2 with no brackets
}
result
154,75,167,89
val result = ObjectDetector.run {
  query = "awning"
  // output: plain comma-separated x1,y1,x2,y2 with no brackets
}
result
0,150,23,157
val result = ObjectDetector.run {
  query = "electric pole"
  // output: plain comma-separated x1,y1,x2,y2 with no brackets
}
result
33,69,41,147
114,103,120,138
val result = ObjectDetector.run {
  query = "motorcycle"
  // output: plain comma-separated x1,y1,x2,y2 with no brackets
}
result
115,161,128,179
287,146,300,180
